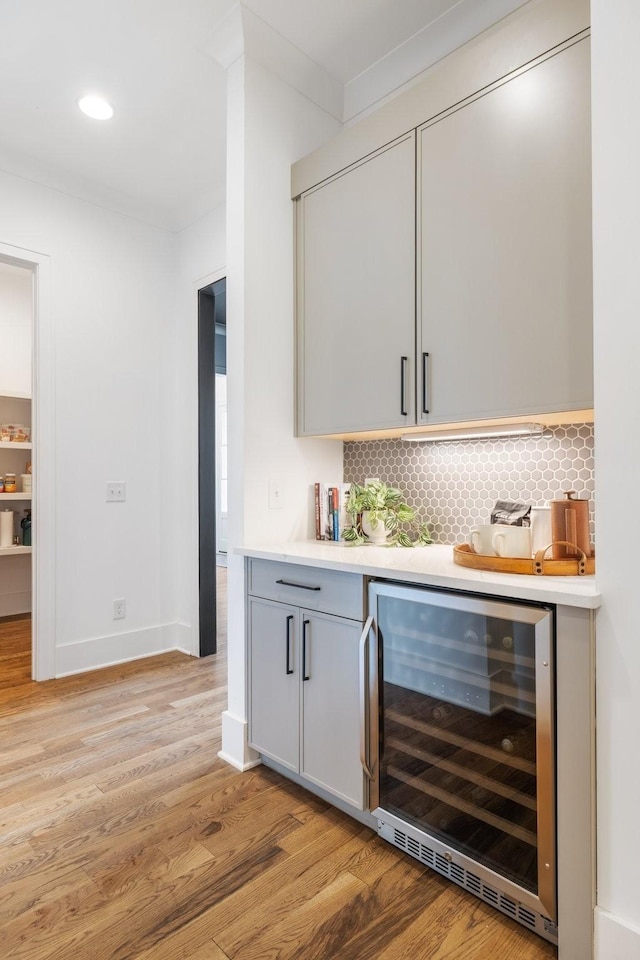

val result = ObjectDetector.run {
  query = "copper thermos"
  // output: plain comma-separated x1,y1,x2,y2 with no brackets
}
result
550,490,592,558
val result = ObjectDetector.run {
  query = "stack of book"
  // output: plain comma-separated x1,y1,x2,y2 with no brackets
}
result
314,482,352,541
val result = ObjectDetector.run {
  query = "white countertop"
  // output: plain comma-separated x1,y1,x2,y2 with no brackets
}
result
237,541,601,609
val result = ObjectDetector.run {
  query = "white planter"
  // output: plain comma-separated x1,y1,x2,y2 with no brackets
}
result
362,511,389,545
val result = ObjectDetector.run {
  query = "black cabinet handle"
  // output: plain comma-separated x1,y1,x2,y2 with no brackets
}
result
285,615,294,675
400,356,408,416
276,579,321,592
302,619,310,681
422,352,430,415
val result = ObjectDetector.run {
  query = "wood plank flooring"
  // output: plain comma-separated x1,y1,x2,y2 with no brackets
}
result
0,573,556,959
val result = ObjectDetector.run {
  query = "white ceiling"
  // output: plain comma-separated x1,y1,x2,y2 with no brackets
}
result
0,0,529,232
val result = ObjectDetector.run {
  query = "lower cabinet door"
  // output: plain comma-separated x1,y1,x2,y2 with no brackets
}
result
248,598,299,772
300,611,365,810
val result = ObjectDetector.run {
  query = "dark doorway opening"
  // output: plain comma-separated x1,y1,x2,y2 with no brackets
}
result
198,277,226,657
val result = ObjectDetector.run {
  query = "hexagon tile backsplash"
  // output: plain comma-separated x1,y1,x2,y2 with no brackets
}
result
344,423,595,545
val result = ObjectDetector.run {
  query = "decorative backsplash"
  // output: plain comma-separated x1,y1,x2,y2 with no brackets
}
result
344,423,595,545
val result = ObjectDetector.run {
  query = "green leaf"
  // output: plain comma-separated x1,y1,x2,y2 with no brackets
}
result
396,531,414,548
342,527,360,542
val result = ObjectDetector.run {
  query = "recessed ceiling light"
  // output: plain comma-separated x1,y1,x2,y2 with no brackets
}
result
78,95,114,120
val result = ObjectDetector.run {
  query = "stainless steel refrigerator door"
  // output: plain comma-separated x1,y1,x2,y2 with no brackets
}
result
367,580,555,922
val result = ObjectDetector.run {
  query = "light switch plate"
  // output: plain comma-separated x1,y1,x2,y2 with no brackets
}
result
106,482,126,502
269,477,284,509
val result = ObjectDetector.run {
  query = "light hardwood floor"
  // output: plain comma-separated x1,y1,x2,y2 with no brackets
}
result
0,574,556,960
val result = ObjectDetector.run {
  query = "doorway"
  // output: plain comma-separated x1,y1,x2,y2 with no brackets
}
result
198,277,226,657
0,259,34,682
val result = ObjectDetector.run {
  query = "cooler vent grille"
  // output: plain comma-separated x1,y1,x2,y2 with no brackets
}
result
519,906,537,929
482,885,499,906
499,894,517,918
379,822,556,945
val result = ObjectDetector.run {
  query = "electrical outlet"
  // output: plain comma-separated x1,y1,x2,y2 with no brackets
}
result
106,482,126,502
269,477,284,509
113,598,126,620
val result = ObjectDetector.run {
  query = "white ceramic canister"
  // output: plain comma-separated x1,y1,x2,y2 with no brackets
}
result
20,474,32,494
0,510,14,548
530,505,552,556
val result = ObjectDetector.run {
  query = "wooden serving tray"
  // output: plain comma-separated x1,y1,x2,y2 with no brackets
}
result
453,541,595,577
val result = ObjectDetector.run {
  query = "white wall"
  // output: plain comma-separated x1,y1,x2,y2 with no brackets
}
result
0,168,179,674
174,205,226,652
591,2,640,956
221,53,344,767
0,261,32,395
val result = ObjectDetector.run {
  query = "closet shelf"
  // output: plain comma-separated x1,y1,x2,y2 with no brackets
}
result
0,441,32,450
0,493,32,500
0,546,32,557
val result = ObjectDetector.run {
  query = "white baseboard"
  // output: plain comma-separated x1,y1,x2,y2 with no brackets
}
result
55,622,192,677
0,590,31,618
217,750,262,772
174,620,196,656
595,907,640,959
219,709,260,771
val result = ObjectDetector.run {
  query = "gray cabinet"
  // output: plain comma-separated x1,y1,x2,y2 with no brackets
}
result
295,133,416,436
247,560,366,810
293,33,592,437
248,597,298,772
417,39,592,425
299,611,363,807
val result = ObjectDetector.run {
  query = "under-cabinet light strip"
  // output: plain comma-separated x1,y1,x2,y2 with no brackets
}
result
401,423,546,443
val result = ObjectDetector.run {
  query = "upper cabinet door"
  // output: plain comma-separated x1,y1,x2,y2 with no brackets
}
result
296,133,416,436
417,39,593,425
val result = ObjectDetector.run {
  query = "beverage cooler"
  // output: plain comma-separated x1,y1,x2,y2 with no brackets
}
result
362,580,556,943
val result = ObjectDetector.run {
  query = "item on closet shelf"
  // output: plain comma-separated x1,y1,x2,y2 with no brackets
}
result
4,473,16,493
0,510,14,547
0,425,10,440
25,461,32,474
21,511,31,547
0,477,4,493
20,475,31,494
550,490,592,558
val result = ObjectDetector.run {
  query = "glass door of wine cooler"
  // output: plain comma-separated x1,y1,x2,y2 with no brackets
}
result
367,580,555,922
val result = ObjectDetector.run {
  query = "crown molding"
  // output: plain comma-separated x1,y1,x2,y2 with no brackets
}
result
205,3,344,122
344,0,531,122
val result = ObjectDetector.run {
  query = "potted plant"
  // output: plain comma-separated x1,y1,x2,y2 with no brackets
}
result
342,480,433,547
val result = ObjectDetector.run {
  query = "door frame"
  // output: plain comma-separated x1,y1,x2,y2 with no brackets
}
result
0,241,55,680
190,268,225,657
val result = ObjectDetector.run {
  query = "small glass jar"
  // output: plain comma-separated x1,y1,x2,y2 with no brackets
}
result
4,473,16,493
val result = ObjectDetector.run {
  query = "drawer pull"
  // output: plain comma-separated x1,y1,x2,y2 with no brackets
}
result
276,579,321,592
285,615,294,675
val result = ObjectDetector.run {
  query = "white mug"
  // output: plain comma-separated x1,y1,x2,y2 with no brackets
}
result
492,525,532,559
469,524,499,556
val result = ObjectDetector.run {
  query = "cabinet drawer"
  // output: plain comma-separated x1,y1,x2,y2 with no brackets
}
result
248,559,364,620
